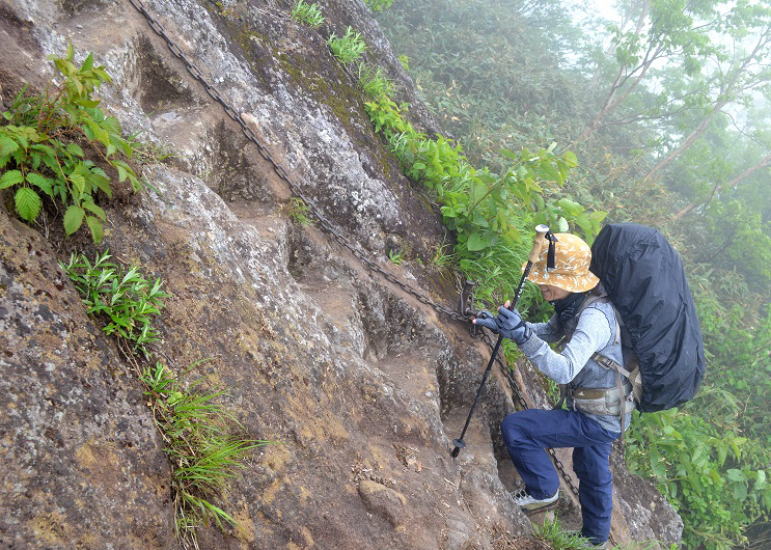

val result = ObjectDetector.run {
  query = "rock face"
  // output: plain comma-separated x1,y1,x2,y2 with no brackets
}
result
0,1,682,549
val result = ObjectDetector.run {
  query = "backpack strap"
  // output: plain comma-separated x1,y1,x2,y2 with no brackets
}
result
592,352,633,379
589,351,637,434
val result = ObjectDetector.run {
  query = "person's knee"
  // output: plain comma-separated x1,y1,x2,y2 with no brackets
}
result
576,464,613,490
501,413,527,445
573,457,588,479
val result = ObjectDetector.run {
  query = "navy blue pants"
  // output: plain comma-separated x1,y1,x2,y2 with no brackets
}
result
501,409,619,544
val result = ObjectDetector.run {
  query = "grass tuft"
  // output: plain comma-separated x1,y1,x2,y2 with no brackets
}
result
328,27,367,64
62,250,167,356
290,0,325,28
140,361,271,545
534,518,595,550
364,0,393,11
358,63,395,100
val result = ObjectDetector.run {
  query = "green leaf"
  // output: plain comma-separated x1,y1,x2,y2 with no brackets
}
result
90,173,113,198
85,215,104,243
0,169,24,189
82,201,106,220
466,231,494,251
66,143,85,157
754,470,766,490
63,205,85,235
726,469,745,482
14,187,42,221
116,163,128,183
556,198,585,217
26,172,54,198
70,173,86,194
82,53,94,71
0,136,19,157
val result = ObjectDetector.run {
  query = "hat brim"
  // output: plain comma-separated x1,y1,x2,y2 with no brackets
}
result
522,262,600,293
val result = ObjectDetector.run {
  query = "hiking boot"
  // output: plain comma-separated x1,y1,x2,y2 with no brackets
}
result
511,488,559,513
564,531,609,549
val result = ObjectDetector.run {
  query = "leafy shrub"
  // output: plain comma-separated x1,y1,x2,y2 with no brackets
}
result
140,361,269,542
328,27,367,64
0,45,142,242
290,0,324,28
626,408,770,549
62,251,167,356
361,87,596,306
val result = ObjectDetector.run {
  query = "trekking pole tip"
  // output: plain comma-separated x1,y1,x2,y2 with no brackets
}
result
450,439,465,457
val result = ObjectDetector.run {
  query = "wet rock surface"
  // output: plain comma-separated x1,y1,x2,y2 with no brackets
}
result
0,1,681,548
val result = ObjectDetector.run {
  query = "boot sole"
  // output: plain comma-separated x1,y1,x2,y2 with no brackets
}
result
521,500,559,515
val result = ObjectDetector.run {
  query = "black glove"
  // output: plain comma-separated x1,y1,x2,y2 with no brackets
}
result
473,307,531,345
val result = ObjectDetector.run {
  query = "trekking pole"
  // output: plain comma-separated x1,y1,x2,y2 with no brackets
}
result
451,224,550,458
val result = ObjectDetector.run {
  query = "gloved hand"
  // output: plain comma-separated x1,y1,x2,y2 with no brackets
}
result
473,306,531,345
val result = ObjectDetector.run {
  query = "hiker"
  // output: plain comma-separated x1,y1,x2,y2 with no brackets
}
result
473,232,634,548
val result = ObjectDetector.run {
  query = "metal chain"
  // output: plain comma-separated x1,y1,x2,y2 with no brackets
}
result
128,0,610,539
126,0,467,324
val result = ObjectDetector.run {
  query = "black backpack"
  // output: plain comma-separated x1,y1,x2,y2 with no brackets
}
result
589,223,706,412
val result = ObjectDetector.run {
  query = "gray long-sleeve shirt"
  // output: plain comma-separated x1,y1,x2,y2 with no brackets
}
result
520,300,632,433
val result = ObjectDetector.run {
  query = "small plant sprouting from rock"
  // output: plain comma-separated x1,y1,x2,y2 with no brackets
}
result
431,242,452,270
327,27,367,64
0,45,143,243
285,196,314,225
291,0,325,28
358,64,395,100
387,248,404,265
140,361,270,546
534,518,595,550
62,250,167,356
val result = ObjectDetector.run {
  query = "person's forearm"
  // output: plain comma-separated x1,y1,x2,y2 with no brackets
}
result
520,309,611,384
520,335,580,384
527,315,561,343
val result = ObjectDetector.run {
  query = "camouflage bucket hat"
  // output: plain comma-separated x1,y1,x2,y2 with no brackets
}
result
522,233,599,293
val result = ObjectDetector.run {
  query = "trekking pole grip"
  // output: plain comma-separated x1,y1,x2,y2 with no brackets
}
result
509,224,550,312
527,224,550,265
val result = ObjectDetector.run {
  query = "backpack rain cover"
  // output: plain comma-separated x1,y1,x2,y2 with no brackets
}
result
590,223,706,412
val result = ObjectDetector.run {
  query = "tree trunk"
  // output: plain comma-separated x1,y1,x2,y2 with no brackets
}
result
671,151,771,221
642,103,724,185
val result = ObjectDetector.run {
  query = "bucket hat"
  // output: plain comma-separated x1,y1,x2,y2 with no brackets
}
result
523,233,599,293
